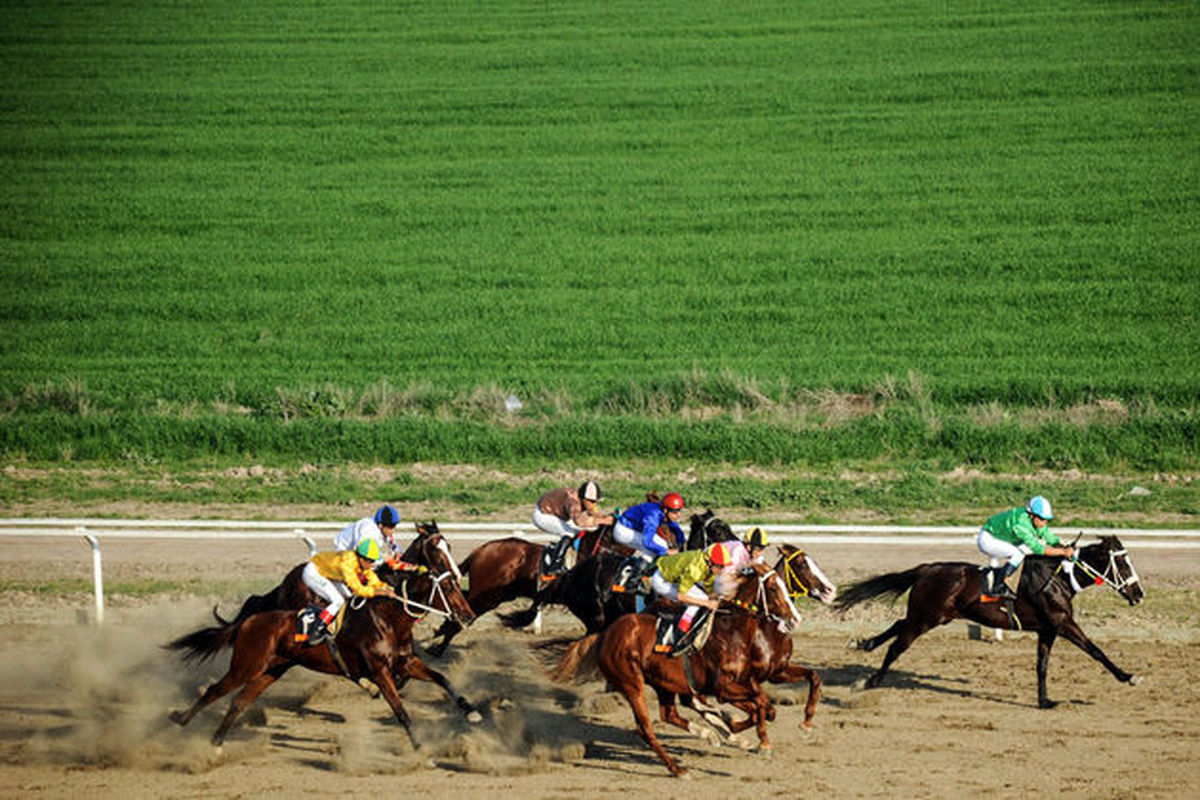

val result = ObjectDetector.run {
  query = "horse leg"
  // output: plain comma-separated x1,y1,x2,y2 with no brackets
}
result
371,667,419,750
210,665,289,746
401,654,482,723
774,662,821,730
615,674,685,777
1036,628,1058,709
1055,619,1139,686
426,618,461,658
864,619,931,689
855,619,904,652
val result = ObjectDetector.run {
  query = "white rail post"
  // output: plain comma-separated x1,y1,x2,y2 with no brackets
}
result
80,528,104,625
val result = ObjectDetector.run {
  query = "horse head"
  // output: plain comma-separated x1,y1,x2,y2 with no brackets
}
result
730,562,804,634
1077,535,1143,606
398,520,475,626
775,543,837,605
687,509,732,550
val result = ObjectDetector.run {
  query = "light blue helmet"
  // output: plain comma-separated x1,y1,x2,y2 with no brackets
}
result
1026,495,1053,520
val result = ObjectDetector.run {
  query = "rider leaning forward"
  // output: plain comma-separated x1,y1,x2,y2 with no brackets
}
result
649,542,733,653
533,480,615,575
976,495,1075,600
612,491,687,592
297,538,397,645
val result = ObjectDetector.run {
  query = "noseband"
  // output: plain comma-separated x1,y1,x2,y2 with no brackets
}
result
1068,546,1141,595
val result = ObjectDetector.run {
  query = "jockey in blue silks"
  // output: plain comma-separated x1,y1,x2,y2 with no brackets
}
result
611,492,687,596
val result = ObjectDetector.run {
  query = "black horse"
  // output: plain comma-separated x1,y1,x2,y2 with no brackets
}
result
684,509,733,551
835,535,1144,708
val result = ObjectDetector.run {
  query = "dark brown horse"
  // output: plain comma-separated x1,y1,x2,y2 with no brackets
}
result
210,520,462,627
554,558,822,776
178,521,473,663
835,535,1144,708
167,568,480,749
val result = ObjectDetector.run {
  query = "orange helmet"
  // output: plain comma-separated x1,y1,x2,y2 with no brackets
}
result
662,492,685,511
707,542,731,567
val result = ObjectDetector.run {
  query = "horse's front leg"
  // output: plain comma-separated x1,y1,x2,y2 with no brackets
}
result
774,662,821,730
402,654,482,723
425,618,461,658
371,666,419,750
1057,620,1140,686
1036,628,1058,709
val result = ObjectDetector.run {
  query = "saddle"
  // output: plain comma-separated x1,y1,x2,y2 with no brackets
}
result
978,565,1024,631
652,606,714,657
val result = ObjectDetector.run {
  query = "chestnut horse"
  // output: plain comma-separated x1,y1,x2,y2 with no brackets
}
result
166,568,480,749
835,535,1143,708
555,558,822,777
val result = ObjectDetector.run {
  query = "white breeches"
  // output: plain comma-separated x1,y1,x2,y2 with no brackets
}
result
302,563,351,614
649,571,708,604
977,528,1030,568
532,507,582,539
613,522,668,558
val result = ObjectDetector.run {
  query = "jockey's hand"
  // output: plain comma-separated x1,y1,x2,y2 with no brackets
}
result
666,547,679,556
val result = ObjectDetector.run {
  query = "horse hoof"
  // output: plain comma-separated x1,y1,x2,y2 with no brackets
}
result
168,710,186,726
846,639,860,650
466,710,483,724
1129,675,1144,686
1038,699,1059,710
851,677,868,692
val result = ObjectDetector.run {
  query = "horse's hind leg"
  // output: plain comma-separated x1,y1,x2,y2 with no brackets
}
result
855,619,904,652
210,666,289,746
401,654,481,722
170,668,252,729
864,620,931,689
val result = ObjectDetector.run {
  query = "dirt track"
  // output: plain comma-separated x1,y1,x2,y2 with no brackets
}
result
0,537,1196,798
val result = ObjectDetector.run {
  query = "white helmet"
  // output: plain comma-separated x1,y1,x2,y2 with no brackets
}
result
578,480,602,503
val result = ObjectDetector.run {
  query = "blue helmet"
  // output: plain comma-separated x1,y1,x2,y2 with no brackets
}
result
1026,496,1053,520
374,504,400,528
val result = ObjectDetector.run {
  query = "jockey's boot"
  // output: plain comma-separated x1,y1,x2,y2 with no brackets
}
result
294,606,318,643
551,535,573,574
308,609,335,645
985,567,1016,601
653,624,675,654
611,557,637,594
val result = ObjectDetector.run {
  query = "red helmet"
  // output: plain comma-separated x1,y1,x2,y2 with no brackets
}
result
707,542,732,567
662,492,685,511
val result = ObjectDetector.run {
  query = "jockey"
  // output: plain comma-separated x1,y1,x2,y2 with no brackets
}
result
297,538,396,645
649,542,732,653
612,492,687,592
976,495,1076,600
533,480,615,575
714,526,769,597
333,505,423,571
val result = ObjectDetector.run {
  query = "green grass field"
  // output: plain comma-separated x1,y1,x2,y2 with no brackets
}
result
1,1,1197,516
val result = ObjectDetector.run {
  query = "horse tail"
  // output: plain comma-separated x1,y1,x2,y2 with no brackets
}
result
166,619,242,665
833,568,921,611
551,633,602,684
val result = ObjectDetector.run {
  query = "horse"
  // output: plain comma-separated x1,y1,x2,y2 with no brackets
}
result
685,508,733,550
494,511,736,637
179,521,472,661
166,567,480,749
834,535,1144,708
554,558,821,777
211,520,460,628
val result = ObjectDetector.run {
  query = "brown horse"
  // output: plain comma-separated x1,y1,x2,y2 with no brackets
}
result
555,558,820,776
209,520,463,629
166,568,480,749
835,535,1143,708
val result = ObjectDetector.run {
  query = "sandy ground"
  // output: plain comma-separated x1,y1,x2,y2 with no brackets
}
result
0,537,1196,798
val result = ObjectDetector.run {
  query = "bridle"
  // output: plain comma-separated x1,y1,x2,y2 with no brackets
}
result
392,533,469,621
728,567,799,630
782,548,813,602
1066,544,1141,596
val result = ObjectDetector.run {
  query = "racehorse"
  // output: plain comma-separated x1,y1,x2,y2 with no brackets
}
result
167,567,480,749
684,508,733,550
494,511,738,636
554,559,822,777
835,535,1143,708
184,521,470,659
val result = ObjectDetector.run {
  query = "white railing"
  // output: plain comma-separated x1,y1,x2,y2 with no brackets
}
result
1,518,1195,624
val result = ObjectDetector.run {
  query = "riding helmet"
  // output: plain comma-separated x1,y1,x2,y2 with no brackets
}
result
662,492,685,511
355,538,381,561
707,542,732,567
578,480,602,503
1026,495,1053,520
744,526,769,549
374,504,401,528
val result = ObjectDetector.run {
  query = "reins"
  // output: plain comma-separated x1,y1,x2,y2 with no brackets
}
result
1062,546,1141,595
